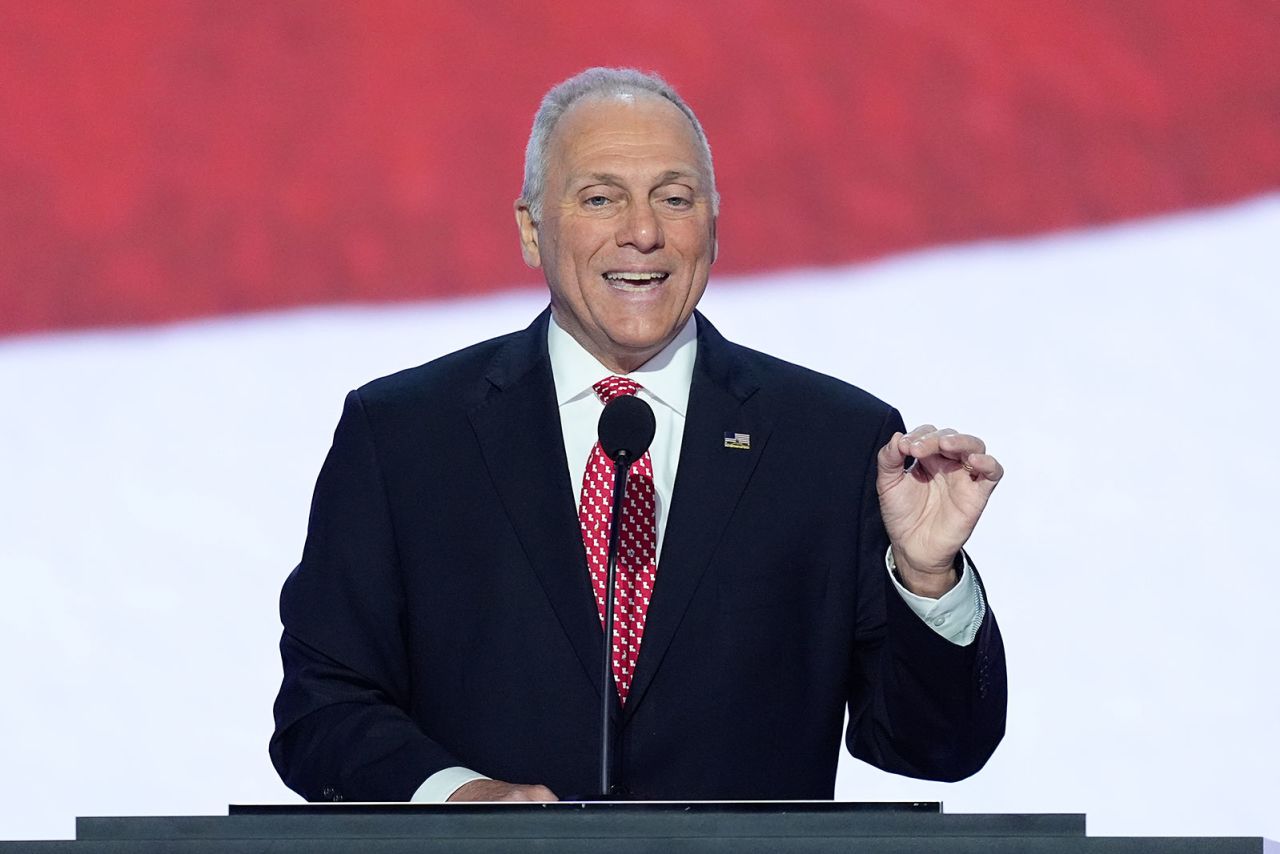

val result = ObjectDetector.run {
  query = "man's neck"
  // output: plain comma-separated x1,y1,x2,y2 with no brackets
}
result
547,310,698,415
549,312,678,375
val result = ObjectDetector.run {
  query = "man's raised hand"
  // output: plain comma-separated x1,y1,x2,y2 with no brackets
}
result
876,424,1003,598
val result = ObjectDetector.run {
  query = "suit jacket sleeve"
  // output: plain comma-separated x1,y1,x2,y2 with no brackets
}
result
845,407,1007,782
270,390,459,802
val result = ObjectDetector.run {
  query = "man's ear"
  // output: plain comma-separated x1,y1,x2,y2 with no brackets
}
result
711,217,719,265
515,200,541,269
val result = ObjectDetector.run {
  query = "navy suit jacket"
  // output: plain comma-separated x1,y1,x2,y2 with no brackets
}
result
270,310,1006,801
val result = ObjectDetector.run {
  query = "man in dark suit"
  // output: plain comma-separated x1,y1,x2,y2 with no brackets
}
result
271,67,1007,803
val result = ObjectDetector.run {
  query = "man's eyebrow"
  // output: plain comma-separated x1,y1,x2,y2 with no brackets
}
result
654,169,700,185
582,172,624,185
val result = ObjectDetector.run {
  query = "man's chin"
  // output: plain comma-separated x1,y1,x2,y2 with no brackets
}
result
598,329,684,369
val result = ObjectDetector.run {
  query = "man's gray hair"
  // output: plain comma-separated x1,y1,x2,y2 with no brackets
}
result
520,67,719,219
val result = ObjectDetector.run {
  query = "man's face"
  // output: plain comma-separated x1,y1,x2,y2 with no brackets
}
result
516,93,717,372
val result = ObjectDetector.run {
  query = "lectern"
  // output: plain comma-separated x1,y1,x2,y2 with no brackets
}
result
1,803,1271,853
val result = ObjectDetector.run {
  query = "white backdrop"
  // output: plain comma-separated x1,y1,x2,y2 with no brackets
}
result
2,194,1277,841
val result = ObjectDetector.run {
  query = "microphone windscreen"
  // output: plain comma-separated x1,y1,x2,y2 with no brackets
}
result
597,395,656,463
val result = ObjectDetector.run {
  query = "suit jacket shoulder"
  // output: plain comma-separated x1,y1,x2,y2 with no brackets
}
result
693,314,901,443
355,312,551,415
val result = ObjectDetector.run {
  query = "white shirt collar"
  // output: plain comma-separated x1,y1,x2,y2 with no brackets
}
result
547,311,698,416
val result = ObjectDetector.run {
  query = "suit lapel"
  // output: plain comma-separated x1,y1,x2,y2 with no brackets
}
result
624,314,774,717
467,310,606,702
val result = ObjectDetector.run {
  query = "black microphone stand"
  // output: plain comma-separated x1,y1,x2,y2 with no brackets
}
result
591,392,654,800
599,449,633,798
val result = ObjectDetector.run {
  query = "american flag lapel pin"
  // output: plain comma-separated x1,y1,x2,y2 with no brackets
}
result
723,432,751,450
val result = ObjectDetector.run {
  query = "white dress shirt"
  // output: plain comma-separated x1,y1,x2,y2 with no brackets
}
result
412,312,984,802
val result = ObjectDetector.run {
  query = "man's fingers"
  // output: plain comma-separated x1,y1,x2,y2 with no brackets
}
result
523,785,559,802
878,431,908,472
897,425,949,462
937,431,986,457
960,452,1004,482
449,780,559,802
898,424,938,451
884,426,1000,485
884,424,938,473
905,428,987,460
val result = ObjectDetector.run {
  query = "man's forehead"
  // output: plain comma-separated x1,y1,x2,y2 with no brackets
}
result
584,169,699,183
552,93,698,149
549,94,706,176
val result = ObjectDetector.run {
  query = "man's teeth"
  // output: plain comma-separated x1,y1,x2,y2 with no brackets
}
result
604,272,668,282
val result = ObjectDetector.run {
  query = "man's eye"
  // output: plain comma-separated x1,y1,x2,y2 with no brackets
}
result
664,196,692,207
584,196,610,207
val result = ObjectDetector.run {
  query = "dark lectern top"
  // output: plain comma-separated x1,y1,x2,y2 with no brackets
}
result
18,803,1269,854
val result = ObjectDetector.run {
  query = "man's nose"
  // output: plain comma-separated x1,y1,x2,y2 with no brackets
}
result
616,202,664,252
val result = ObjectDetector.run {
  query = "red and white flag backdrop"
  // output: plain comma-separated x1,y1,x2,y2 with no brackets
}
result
1,1,1278,841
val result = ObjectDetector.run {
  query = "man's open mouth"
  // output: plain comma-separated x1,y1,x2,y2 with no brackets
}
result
603,271,670,291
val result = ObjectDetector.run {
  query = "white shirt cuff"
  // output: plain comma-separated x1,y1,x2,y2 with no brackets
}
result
885,547,986,646
410,766,491,802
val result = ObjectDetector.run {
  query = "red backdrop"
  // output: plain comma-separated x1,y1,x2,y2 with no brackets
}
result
3,0,1278,335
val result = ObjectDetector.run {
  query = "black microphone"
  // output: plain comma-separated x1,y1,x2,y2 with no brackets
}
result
597,394,656,464
595,394,655,799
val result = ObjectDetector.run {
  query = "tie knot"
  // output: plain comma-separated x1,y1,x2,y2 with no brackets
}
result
593,375,643,403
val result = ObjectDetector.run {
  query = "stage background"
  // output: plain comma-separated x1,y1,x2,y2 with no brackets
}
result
2,0,1278,841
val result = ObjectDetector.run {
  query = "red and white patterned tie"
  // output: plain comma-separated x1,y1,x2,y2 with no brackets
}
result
577,375,657,704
